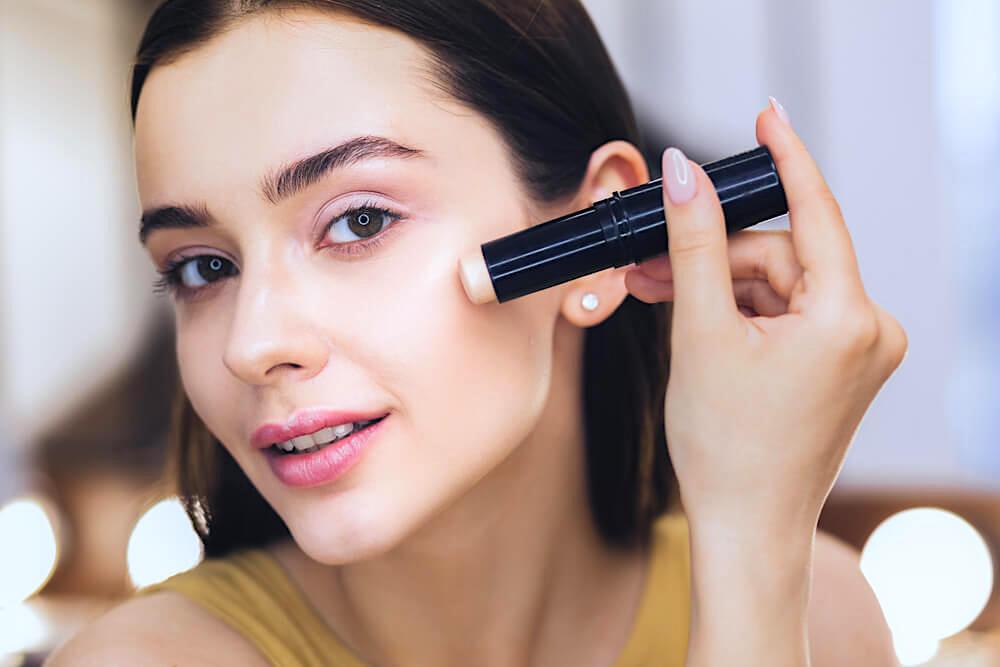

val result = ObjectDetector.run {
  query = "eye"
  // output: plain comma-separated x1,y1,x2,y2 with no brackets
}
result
153,254,238,298
153,202,404,300
324,205,401,246
177,255,236,288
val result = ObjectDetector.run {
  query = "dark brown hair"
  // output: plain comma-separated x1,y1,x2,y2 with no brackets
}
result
131,0,676,558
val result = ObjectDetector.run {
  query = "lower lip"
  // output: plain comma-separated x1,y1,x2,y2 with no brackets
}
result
264,416,388,488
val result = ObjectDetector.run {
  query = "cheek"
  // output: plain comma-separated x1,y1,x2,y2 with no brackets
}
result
380,220,556,470
311,227,557,559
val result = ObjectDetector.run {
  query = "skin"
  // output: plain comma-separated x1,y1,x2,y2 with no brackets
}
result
47,8,905,667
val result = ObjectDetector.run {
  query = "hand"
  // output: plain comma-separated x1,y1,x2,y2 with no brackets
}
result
624,105,908,532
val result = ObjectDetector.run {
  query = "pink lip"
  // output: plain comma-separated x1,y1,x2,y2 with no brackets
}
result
265,414,388,488
250,408,391,450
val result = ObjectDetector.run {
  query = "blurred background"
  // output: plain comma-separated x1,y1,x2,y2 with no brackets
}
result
0,0,997,665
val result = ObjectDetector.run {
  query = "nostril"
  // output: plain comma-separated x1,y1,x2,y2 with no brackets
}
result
266,362,305,375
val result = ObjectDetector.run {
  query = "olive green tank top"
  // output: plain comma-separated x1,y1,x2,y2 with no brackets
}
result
134,512,690,666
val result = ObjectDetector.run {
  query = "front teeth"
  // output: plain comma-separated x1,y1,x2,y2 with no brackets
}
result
313,426,337,443
275,420,375,453
292,434,315,451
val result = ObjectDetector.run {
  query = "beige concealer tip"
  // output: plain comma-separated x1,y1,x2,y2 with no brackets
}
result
458,249,497,305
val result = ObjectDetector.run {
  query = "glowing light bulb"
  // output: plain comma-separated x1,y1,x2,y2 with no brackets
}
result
892,633,939,667
860,507,993,665
127,497,203,589
0,602,50,655
0,496,59,607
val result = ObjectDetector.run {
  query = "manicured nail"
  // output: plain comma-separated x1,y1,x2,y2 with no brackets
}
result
769,95,791,126
663,147,696,205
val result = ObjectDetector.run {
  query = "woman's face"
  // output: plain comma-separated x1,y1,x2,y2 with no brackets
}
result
135,11,576,562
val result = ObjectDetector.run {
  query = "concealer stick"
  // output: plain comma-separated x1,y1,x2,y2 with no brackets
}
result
458,145,788,305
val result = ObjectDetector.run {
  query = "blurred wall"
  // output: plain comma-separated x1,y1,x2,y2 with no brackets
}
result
0,0,161,448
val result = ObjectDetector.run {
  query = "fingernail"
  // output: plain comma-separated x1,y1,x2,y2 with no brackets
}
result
663,147,696,205
768,95,791,127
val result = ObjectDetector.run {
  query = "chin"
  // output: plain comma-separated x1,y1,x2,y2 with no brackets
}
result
282,493,417,565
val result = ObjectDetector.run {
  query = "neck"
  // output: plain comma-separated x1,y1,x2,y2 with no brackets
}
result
271,319,648,666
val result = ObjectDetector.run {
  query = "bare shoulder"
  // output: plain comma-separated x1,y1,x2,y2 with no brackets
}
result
808,530,900,667
45,591,271,667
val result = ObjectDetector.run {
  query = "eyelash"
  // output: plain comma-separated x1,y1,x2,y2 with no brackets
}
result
152,201,403,300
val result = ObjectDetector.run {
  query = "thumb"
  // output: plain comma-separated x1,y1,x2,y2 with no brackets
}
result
661,147,739,335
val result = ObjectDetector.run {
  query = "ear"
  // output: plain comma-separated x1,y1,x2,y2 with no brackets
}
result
559,140,650,328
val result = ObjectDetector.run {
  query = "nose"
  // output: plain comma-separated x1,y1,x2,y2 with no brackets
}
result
222,266,328,387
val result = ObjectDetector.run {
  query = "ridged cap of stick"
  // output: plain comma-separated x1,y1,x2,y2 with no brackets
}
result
458,249,497,305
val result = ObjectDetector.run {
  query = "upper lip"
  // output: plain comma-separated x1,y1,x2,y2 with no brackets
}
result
250,408,389,449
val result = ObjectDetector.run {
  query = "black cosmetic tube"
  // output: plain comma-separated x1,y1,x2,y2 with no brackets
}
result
474,145,788,303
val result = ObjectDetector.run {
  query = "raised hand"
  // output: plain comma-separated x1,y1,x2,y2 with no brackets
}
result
625,101,907,667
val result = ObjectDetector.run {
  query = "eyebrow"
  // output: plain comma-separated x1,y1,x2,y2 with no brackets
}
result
139,135,424,245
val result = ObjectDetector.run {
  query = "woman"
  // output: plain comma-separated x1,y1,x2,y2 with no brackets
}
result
50,1,907,665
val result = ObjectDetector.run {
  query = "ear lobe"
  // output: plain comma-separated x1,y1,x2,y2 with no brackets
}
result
559,265,631,328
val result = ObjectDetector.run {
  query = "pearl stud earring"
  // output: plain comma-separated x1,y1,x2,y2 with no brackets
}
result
581,292,600,312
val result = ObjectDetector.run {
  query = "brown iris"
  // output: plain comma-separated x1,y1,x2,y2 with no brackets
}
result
198,256,234,281
347,207,385,238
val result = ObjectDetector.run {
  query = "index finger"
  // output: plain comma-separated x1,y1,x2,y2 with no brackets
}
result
756,101,864,296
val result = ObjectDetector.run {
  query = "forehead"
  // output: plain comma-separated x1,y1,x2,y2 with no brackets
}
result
133,10,464,206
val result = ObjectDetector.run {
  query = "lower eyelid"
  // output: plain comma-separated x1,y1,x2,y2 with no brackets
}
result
332,222,400,258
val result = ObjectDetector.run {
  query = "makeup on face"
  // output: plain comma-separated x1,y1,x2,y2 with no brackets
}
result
458,146,788,305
